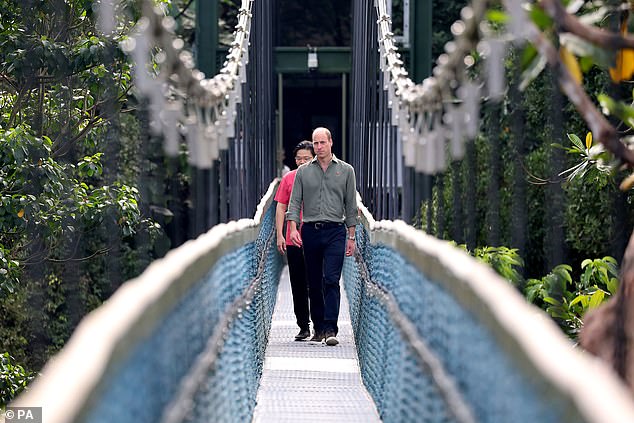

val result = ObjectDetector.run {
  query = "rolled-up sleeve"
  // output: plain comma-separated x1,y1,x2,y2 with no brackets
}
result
286,168,303,224
344,166,358,228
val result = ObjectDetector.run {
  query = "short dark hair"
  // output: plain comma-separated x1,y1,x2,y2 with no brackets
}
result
293,140,314,157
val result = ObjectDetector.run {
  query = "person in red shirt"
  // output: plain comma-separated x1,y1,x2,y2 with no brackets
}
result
274,140,315,340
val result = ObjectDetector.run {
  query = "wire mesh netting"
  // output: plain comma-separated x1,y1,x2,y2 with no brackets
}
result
342,221,631,423
71,205,283,423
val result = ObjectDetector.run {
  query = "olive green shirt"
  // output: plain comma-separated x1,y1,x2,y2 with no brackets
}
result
287,155,358,228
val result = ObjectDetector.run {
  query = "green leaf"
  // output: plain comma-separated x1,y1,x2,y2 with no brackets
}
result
486,9,509,24
579,55,595,73
520,44,538,70
567,133,585,151
608,277,619,295
569,294,588,308
598,94,634,129
528,5,553,30
543,296,561,306
546,307,569,319
588,289,605,308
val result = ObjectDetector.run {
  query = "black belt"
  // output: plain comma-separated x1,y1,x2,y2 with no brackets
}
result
305,221,344,229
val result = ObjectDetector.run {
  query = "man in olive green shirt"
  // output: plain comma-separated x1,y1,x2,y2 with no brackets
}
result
287,127,358,346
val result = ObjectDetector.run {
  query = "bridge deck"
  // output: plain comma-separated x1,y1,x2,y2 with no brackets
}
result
252,266,381,423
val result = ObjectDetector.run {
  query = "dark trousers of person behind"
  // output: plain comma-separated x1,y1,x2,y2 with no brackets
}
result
286,245,310,331
301,222,346,335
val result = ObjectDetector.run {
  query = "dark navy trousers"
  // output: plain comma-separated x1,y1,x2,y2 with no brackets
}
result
301,221,346,335
286,245,310,330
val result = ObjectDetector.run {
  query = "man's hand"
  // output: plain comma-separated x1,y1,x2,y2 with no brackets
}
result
290,229,302,247
345,238,355,257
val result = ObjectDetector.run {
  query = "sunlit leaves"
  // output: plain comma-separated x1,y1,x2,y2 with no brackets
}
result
520,43,538,69
0,351,35,408
77,153,104,178
581,256,619,292
472,246,525,287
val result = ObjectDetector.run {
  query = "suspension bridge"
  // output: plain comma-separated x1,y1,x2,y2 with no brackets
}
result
7,0,634,422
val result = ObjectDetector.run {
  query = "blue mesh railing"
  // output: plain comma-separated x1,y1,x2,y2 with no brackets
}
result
12,180,283,423
11,185,634,423
343,197,634,423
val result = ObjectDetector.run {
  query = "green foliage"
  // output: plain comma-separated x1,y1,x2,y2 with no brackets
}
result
461,243,618,340
579,256,619,295
0,248,20,295
525,264,571,306
0,0,169,372
563,174,615,257
0,286,29,365
1,352,34,409
426,52,630,278
41,274,70,356
418,0,631,345
416,183,440,235
525,264,585,338
523,256,617,339
0,2,133,137
473,246,525,287
0,125,144,296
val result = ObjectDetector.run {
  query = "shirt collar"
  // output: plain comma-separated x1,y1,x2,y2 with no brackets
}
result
309,154,340,165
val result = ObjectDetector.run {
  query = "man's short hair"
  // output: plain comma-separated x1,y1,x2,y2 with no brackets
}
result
312,127,332,140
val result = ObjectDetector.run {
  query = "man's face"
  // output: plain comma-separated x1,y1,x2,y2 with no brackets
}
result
312,131,332,159
294,148,314,166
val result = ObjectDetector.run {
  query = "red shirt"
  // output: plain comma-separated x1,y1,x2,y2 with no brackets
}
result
274,170,302,247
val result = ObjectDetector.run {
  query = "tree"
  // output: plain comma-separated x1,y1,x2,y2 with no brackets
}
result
0,0,154,374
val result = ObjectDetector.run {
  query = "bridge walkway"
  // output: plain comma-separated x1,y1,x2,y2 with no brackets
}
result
252,266,381,422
